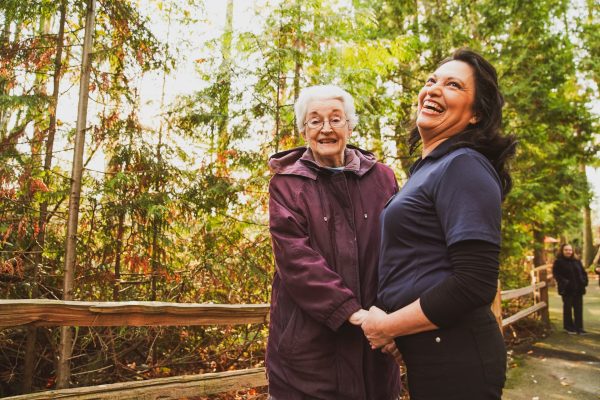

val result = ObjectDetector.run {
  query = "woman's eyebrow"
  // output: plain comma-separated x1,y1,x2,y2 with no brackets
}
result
435,73,467,85
307,109,344,115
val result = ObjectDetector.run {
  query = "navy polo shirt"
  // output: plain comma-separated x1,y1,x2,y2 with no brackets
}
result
378,137,502,313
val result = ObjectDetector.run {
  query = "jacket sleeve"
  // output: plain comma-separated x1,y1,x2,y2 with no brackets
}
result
578,260,589,287
552,260,569,291
269,176,361,331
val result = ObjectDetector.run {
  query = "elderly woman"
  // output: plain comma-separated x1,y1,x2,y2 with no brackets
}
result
361,49,516,399
266,85,401,400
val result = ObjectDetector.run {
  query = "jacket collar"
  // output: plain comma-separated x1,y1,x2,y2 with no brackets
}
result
269,144,377,180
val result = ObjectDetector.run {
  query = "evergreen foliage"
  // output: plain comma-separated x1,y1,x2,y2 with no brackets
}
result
0,0,598,395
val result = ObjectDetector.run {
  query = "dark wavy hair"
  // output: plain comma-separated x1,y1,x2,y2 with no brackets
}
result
409,48,517,198
557,243,576,260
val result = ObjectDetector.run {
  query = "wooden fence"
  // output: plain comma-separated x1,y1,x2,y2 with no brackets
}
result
0,265,553,400
491,264,552,332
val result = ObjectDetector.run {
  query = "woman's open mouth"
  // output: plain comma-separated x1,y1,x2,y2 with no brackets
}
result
318,139,338,144
422,100,444,114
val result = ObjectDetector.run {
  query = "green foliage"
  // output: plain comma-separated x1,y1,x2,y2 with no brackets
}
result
0,0,598,394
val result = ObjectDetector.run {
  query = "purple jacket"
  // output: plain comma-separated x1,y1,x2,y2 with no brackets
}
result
266,145,401,400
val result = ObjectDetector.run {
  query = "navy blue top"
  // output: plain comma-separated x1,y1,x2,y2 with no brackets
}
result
378,137,502,313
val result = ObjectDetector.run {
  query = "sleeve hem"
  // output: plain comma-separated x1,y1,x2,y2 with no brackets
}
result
325,298,361,331
420,293,449,328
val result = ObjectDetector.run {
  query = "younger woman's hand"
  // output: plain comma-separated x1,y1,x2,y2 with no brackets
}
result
361,306,394,349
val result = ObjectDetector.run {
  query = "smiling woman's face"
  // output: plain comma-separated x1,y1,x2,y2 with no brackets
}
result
416,60,478,148
303,98,351,167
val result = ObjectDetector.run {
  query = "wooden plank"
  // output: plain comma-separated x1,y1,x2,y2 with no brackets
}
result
532,264,552,272
501,281,546,301
502,302,547,328
0,300,270,327
491,280,503,332
4,368,267,400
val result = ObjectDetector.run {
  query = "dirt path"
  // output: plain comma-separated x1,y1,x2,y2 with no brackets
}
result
503,275,600,400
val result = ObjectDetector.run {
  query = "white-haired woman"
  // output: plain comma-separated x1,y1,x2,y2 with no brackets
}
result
266,85,401,399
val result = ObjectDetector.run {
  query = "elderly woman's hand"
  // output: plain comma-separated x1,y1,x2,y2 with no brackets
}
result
361,306,394,349
382,341,403,363
348,309,369,326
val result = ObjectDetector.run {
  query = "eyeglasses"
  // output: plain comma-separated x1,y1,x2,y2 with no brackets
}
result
304,117,349,130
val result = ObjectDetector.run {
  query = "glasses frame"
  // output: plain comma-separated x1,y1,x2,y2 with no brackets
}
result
303,118,349,131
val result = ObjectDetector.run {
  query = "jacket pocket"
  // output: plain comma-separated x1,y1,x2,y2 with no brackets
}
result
276,305,299,356
277,306,335,360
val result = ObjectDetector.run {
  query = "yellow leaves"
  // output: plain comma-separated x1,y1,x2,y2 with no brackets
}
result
340,36,415,75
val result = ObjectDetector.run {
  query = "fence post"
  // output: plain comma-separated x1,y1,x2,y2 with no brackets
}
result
538,266,550,325
491,279,503,333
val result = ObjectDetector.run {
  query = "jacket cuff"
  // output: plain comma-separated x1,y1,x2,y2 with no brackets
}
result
325,297,362,331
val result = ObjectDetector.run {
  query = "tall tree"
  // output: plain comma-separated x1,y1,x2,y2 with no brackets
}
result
57,0,96,389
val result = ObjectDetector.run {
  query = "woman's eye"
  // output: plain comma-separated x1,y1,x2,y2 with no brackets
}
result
331,117,342,123
448,81,461,88
425,77,435,85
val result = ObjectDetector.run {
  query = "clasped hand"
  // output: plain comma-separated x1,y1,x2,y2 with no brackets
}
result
349,306,399,359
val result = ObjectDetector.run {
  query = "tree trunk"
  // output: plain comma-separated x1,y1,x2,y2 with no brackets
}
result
216,0,233,172
292,0,302,138
0,10,12,137
23,3,67,392
150,5,172,302
113,210,125,301
533,226,546,267
581,165,594,268
57,0,95,389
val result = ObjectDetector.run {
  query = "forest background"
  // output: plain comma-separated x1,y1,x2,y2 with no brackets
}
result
0,0,599,397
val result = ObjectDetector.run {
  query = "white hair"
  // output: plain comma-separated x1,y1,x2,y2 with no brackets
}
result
294,85,359,133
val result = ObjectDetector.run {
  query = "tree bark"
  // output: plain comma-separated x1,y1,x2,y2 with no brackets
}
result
113,211,125,301
292,0,302,138
533,226,546,267
57,0,95,389
23,3,67,392
216,0,233,172
581,165,594,268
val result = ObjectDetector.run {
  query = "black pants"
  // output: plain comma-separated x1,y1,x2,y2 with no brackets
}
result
562,294,583,332
395,307,506,400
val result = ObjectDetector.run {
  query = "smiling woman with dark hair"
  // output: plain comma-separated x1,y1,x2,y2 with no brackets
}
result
360,49,516,400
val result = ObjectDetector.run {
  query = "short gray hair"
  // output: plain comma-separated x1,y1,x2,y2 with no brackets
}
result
294,85,359,133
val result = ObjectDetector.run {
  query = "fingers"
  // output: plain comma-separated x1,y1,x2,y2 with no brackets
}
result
348,309,369,326
381,342,396,355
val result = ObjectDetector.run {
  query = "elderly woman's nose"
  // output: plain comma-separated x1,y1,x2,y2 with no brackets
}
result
321,121,333,132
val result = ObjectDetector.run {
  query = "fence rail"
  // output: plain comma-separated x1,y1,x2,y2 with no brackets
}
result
4,368,267,400
3,264,554,399
492,263,552,331
0,300,270,327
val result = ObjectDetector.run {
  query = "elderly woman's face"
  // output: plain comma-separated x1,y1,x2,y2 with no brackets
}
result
303,98,351,167
416,60,477,145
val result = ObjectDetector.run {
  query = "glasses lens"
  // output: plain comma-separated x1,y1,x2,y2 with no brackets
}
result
307,119,322,129
330,118,346,128
305,118,347,129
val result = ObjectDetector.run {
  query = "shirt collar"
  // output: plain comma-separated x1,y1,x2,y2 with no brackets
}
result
409,135,464,175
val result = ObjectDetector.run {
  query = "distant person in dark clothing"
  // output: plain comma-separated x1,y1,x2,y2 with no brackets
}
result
553,243,589,334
